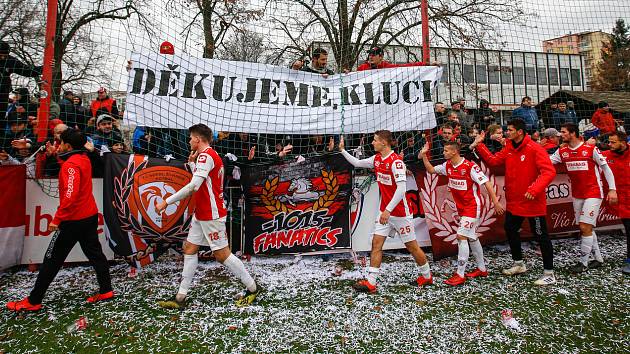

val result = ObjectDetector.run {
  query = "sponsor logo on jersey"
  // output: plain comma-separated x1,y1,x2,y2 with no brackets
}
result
377,172,393,185
566,160,589,171
448,178,468,191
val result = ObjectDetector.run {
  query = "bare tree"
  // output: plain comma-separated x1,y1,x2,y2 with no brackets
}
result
215,29,269,62
279,0,529,71
1,0,151,98
167,0,267,58
0,0,45,66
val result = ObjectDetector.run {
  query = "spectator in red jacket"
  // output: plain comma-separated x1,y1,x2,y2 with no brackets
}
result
357,46,425,71
469,118,557,285
6,129,113,312
602,131,630,274
591,101,616,135
90,87,119,118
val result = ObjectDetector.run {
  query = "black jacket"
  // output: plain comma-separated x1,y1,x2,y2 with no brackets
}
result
1,56,41,121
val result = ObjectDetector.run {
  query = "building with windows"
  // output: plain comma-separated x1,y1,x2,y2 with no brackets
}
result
313,42,585,117
543,31,612,89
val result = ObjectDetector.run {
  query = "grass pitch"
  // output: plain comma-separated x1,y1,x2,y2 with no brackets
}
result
1,234,628,353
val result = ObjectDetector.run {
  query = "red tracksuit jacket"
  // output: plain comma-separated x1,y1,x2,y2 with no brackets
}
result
603,144,630,218
476,135,556,217
52,152,98,225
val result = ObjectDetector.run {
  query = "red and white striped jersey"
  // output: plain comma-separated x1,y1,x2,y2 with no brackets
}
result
434,159,489,218
550,142,607,199
193,147,227,220
374,151,410,217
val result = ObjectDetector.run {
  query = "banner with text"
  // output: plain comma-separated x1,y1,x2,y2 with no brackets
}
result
125,52,442,134
104,154,196,267
242,153,353,255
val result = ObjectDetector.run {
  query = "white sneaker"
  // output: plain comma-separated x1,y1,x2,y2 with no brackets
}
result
502,264,527,276
534,272,556,286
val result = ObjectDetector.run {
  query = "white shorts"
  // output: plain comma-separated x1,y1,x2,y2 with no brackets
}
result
456,216,479,240
573,198,602,226
187,216,229,251
374,216,416,243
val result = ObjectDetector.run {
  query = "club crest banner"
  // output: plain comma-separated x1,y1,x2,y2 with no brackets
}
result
125,52,442,134
241,153,353,255
104,154,195,267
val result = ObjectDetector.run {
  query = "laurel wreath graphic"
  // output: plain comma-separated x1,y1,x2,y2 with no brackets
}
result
422,161,500,244
113,159,192,262
261,170,339,215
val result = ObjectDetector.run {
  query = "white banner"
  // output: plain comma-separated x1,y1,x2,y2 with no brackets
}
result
22,179,114,264
125,53,442,134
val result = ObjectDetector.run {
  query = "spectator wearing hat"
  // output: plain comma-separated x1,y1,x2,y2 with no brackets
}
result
70,96,91,132
0,111,35,156
59,90,74,106
0,41,42,122
540,128,561,154
160,41,175,55
357,46,425,71
302,48,334,77
591,101,616,135
6,87,38,121
474,99,496,131
449,101,467,125
90,87,119,119
91,113,124,151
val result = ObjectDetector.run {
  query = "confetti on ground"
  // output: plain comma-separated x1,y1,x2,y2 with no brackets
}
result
0,234,628,352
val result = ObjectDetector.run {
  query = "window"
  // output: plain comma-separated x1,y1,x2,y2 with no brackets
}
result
476,65,487,84
488,65,500,84
571,69,582,86
525,67,536,85
442,65,449,83
501,68,512,84
537,68,548,85
560,68,570,86
451,64,462,83
548,68,559,85
513,67,524,85
463,64,475,83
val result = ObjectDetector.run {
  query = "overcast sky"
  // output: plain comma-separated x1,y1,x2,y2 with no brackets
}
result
91,0,630,91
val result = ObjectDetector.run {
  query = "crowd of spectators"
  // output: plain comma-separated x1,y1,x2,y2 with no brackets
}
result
2,41,629,180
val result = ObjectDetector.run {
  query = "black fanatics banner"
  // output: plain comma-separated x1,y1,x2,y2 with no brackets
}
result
241,153,353,255
104,153,195,267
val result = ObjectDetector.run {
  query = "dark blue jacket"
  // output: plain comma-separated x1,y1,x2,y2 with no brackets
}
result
512,105,539,132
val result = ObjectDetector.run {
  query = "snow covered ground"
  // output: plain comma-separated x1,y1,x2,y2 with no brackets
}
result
1,234,628,353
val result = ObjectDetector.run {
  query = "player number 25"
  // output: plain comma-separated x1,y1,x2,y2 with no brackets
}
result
399,226,412,235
